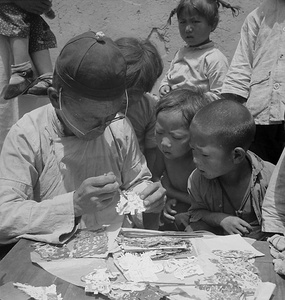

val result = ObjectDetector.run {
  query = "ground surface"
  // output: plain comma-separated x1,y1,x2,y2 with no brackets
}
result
48,0,262,94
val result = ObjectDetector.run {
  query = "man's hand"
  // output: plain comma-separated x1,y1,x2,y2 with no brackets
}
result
14,0,52,14
163,198,177,222
140,181,166,213
220,215,252,236
73,172,119,217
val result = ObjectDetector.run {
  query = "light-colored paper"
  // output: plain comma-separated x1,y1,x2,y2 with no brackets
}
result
191,234,265,257
160,281,275,300
33,257,107,287
253,282,276,300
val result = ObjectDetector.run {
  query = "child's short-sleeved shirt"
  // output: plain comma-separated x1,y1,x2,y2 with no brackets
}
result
187,151,275,239
160,41,228,98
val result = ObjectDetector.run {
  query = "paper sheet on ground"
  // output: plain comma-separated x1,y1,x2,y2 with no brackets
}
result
191,234,264,257
160,282,276,300
30,223,122,287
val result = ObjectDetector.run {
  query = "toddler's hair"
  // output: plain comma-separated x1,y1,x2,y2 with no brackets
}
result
115,37,163,93
191,99,256,151
167,0,240,30
156,87,212,128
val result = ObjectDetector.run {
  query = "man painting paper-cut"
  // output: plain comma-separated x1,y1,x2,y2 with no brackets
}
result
0,31,166,246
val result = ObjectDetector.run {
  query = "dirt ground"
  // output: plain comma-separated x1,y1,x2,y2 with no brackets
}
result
48,0,262,94
0,0,264,150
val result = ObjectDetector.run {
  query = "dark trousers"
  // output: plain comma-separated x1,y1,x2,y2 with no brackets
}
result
249,123,285,165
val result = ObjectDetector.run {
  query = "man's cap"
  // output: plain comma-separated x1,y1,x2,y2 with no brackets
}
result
55,31,126,100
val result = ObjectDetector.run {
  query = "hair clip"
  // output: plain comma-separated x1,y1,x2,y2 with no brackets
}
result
95,31,105,41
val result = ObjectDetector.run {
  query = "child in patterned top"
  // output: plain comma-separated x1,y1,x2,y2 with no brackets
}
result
0,1,56,100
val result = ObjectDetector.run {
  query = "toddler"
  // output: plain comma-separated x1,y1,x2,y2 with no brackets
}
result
159,0,239,99
187,99,275,240
152,87,212,231
0,2,56,100
115,37,163,172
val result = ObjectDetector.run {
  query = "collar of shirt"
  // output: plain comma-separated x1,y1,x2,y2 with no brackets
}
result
185,41,214,51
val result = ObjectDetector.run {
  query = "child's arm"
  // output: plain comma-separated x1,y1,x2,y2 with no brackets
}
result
205,50,229,97
161,172,191,204
201,213,252,236
222,8,260,99
187,170,252,235
159,50,179,97
162,173,191,223
221,93,247,104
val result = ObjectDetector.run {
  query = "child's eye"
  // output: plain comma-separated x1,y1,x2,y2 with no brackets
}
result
172,136,183,140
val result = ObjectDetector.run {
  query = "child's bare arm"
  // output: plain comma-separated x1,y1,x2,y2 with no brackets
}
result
222,93,247,104
161,172,191,204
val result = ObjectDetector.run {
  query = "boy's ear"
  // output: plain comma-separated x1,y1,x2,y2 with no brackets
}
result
48,87,60,109
232,147,246,164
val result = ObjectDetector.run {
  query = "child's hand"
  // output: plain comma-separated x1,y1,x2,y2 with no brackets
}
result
159,85,171,97
220,216,252,236
163,198,177,222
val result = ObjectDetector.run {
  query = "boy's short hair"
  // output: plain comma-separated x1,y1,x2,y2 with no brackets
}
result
55,31,126,101
115,37,163,92
191,99,256,151
156,87,212,128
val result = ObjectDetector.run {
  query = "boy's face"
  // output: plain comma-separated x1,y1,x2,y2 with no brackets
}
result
155,110,191,159
58,87,124,140
178,10,212,46
189,125,234,179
